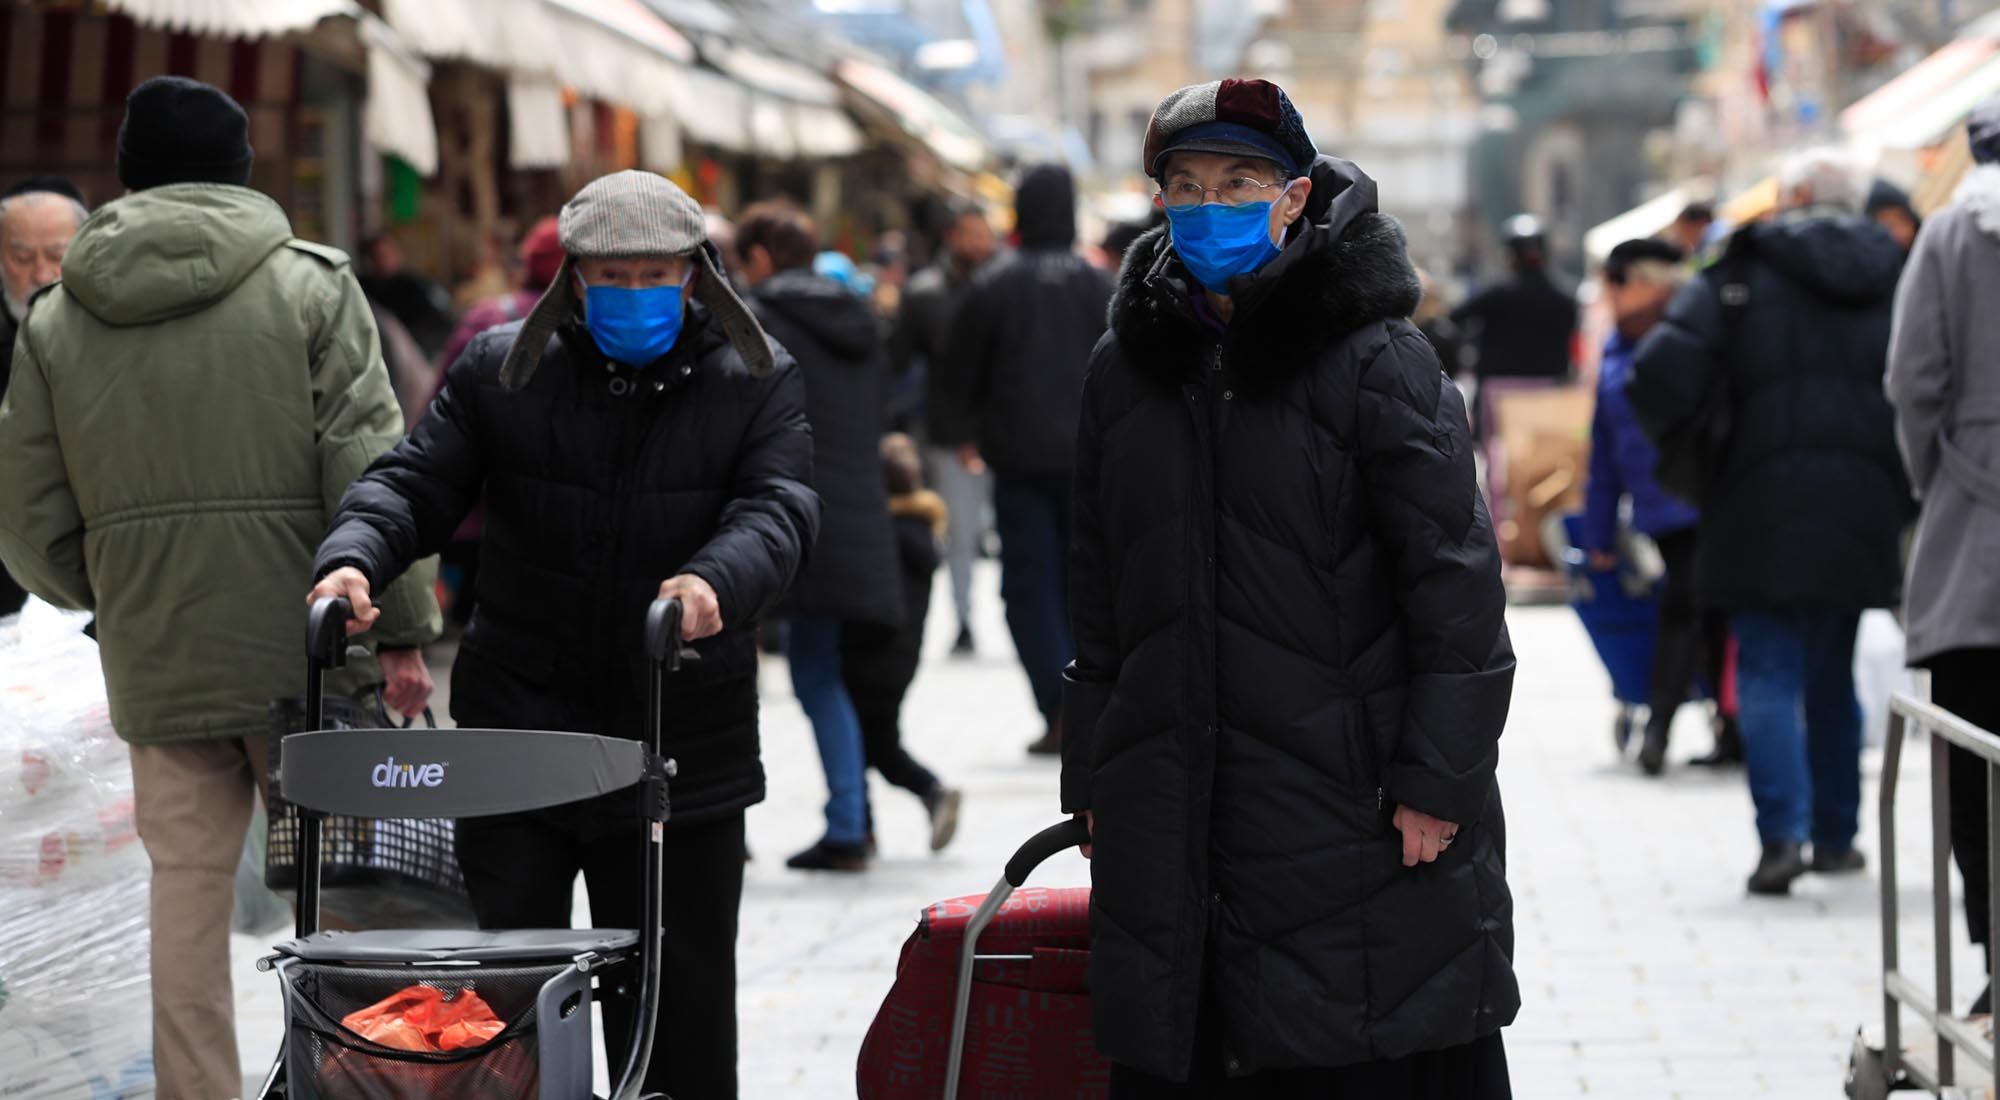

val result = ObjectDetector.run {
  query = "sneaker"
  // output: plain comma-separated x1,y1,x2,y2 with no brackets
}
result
1747,842,1808,896
951,626,976,657
925,787,963,852
1809,847,1867,874
785,839,869,872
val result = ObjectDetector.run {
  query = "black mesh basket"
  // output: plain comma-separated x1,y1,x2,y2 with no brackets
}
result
266,696,475,927
275,959,594,1100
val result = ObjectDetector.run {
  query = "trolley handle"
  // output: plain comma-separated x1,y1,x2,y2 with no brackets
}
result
306,596,353,671
1005,817,1092,888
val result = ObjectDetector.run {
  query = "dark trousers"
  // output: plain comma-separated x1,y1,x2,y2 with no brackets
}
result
1646,529,1726,737
1109,986,1512,1099
842,608,941,810
455,806,747,1099
992,471,1073,722
1935,650,2000,949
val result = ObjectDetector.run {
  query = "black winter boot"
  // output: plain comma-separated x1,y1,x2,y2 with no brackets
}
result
1747,842,1808,896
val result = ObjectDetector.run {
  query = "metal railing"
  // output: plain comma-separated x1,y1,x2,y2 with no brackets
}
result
1879,690,2000,1093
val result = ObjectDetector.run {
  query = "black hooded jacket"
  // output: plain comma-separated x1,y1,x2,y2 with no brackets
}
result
749,269,903,627
941,164,1112,474
315,303,819,825
1628,213,1913,611
1451,267,1577,380
1064,157,1518,1079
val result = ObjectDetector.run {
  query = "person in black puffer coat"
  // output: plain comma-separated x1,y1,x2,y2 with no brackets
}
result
1628,148,1913,897
311,172,817,1100
738,200,905,872
1066,79,1517,1097
943,162,1112,756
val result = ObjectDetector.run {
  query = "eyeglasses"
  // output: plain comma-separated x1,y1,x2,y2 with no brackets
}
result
1159,177,1285,208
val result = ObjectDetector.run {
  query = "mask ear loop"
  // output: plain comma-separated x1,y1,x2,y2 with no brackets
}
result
1272,178,1303,247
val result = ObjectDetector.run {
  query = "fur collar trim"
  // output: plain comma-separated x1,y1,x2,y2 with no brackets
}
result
1108,213,1420,386
890,489,948,536
1956,164,2000,239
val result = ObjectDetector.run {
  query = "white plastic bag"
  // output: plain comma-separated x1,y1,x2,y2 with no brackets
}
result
1856,609,1914,750
0,599,155,1097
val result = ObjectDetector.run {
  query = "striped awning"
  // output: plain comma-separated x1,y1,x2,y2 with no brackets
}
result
835,57,986,171
1841,37,1999,144
382,0,693,118
100,0,358,38
358,14,440,176
506,77,570,170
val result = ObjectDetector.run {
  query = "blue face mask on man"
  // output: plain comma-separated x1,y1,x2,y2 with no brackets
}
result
581,274,690,367
1163,181,1294,294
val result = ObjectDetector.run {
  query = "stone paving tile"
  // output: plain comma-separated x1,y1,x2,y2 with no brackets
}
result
231,565,1991,1097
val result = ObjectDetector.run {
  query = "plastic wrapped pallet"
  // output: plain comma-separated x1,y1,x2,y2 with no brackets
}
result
0,601,155,1098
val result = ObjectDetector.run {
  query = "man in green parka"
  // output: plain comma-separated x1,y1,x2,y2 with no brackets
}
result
0,76,440,1098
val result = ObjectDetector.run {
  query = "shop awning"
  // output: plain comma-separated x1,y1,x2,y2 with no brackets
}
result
709,43,842,106
507,78,571,169
1874,55,2000,152
383,0,693,118
1582,186,1692,262
673,67,753,153
792,103,865,159
748,97,797,160
101,0,358,37
355,13,442,177
640,114,684,174
835,58,988,171
1841,37,1999,144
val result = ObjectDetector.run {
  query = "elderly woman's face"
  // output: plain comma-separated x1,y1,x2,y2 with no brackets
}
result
575,255,696,290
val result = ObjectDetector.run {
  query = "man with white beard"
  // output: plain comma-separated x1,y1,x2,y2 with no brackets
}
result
0,180,85,617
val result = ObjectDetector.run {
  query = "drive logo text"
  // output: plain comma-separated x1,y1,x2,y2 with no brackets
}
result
370,756,446,789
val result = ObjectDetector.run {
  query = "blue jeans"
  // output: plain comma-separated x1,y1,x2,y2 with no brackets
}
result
1733,611,1863,850
786,616,868,846
993,472,1073,722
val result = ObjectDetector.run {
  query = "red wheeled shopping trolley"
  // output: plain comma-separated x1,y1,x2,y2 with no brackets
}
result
857,819,1106,1099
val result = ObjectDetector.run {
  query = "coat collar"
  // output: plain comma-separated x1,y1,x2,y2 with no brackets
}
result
1108,157,1421,387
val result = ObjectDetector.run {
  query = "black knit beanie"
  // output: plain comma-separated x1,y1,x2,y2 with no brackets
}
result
116,76,254,191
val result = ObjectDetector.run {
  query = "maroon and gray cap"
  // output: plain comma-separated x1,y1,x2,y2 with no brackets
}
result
1142,78,1318,181
499,170,774,390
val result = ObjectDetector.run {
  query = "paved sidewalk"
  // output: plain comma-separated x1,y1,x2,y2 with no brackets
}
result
233,564,1983,1097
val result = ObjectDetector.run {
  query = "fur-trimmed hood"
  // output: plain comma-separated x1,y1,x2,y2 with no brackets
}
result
1108,155,1421,386
1956,163,2000,239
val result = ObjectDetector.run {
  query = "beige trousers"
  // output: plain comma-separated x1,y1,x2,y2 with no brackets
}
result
128,735,270,1100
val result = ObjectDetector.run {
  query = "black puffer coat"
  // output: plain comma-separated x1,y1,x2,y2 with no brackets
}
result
941,164,1111,475
749,270,902,627
1628,213,1913,612
316,304,819,825
1062,157,1518,1080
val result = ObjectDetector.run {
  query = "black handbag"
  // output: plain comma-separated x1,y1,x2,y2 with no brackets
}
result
264,691,475,928
1654,240,1751,506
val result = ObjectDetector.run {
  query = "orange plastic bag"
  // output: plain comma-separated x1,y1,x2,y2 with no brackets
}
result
341,984,505,1053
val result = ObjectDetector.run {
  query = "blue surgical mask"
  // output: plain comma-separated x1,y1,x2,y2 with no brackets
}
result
1163,184,1293,294
581,276,689,367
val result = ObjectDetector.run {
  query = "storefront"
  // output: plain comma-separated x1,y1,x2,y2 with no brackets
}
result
0,0,434,253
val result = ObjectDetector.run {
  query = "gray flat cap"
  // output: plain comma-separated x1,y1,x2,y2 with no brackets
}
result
499,170,774,389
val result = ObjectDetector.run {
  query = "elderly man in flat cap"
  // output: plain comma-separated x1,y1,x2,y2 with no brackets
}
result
311,170,819,1097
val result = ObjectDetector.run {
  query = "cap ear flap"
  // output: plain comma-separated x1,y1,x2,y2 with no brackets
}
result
693,244,777,379
499,255,578,391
